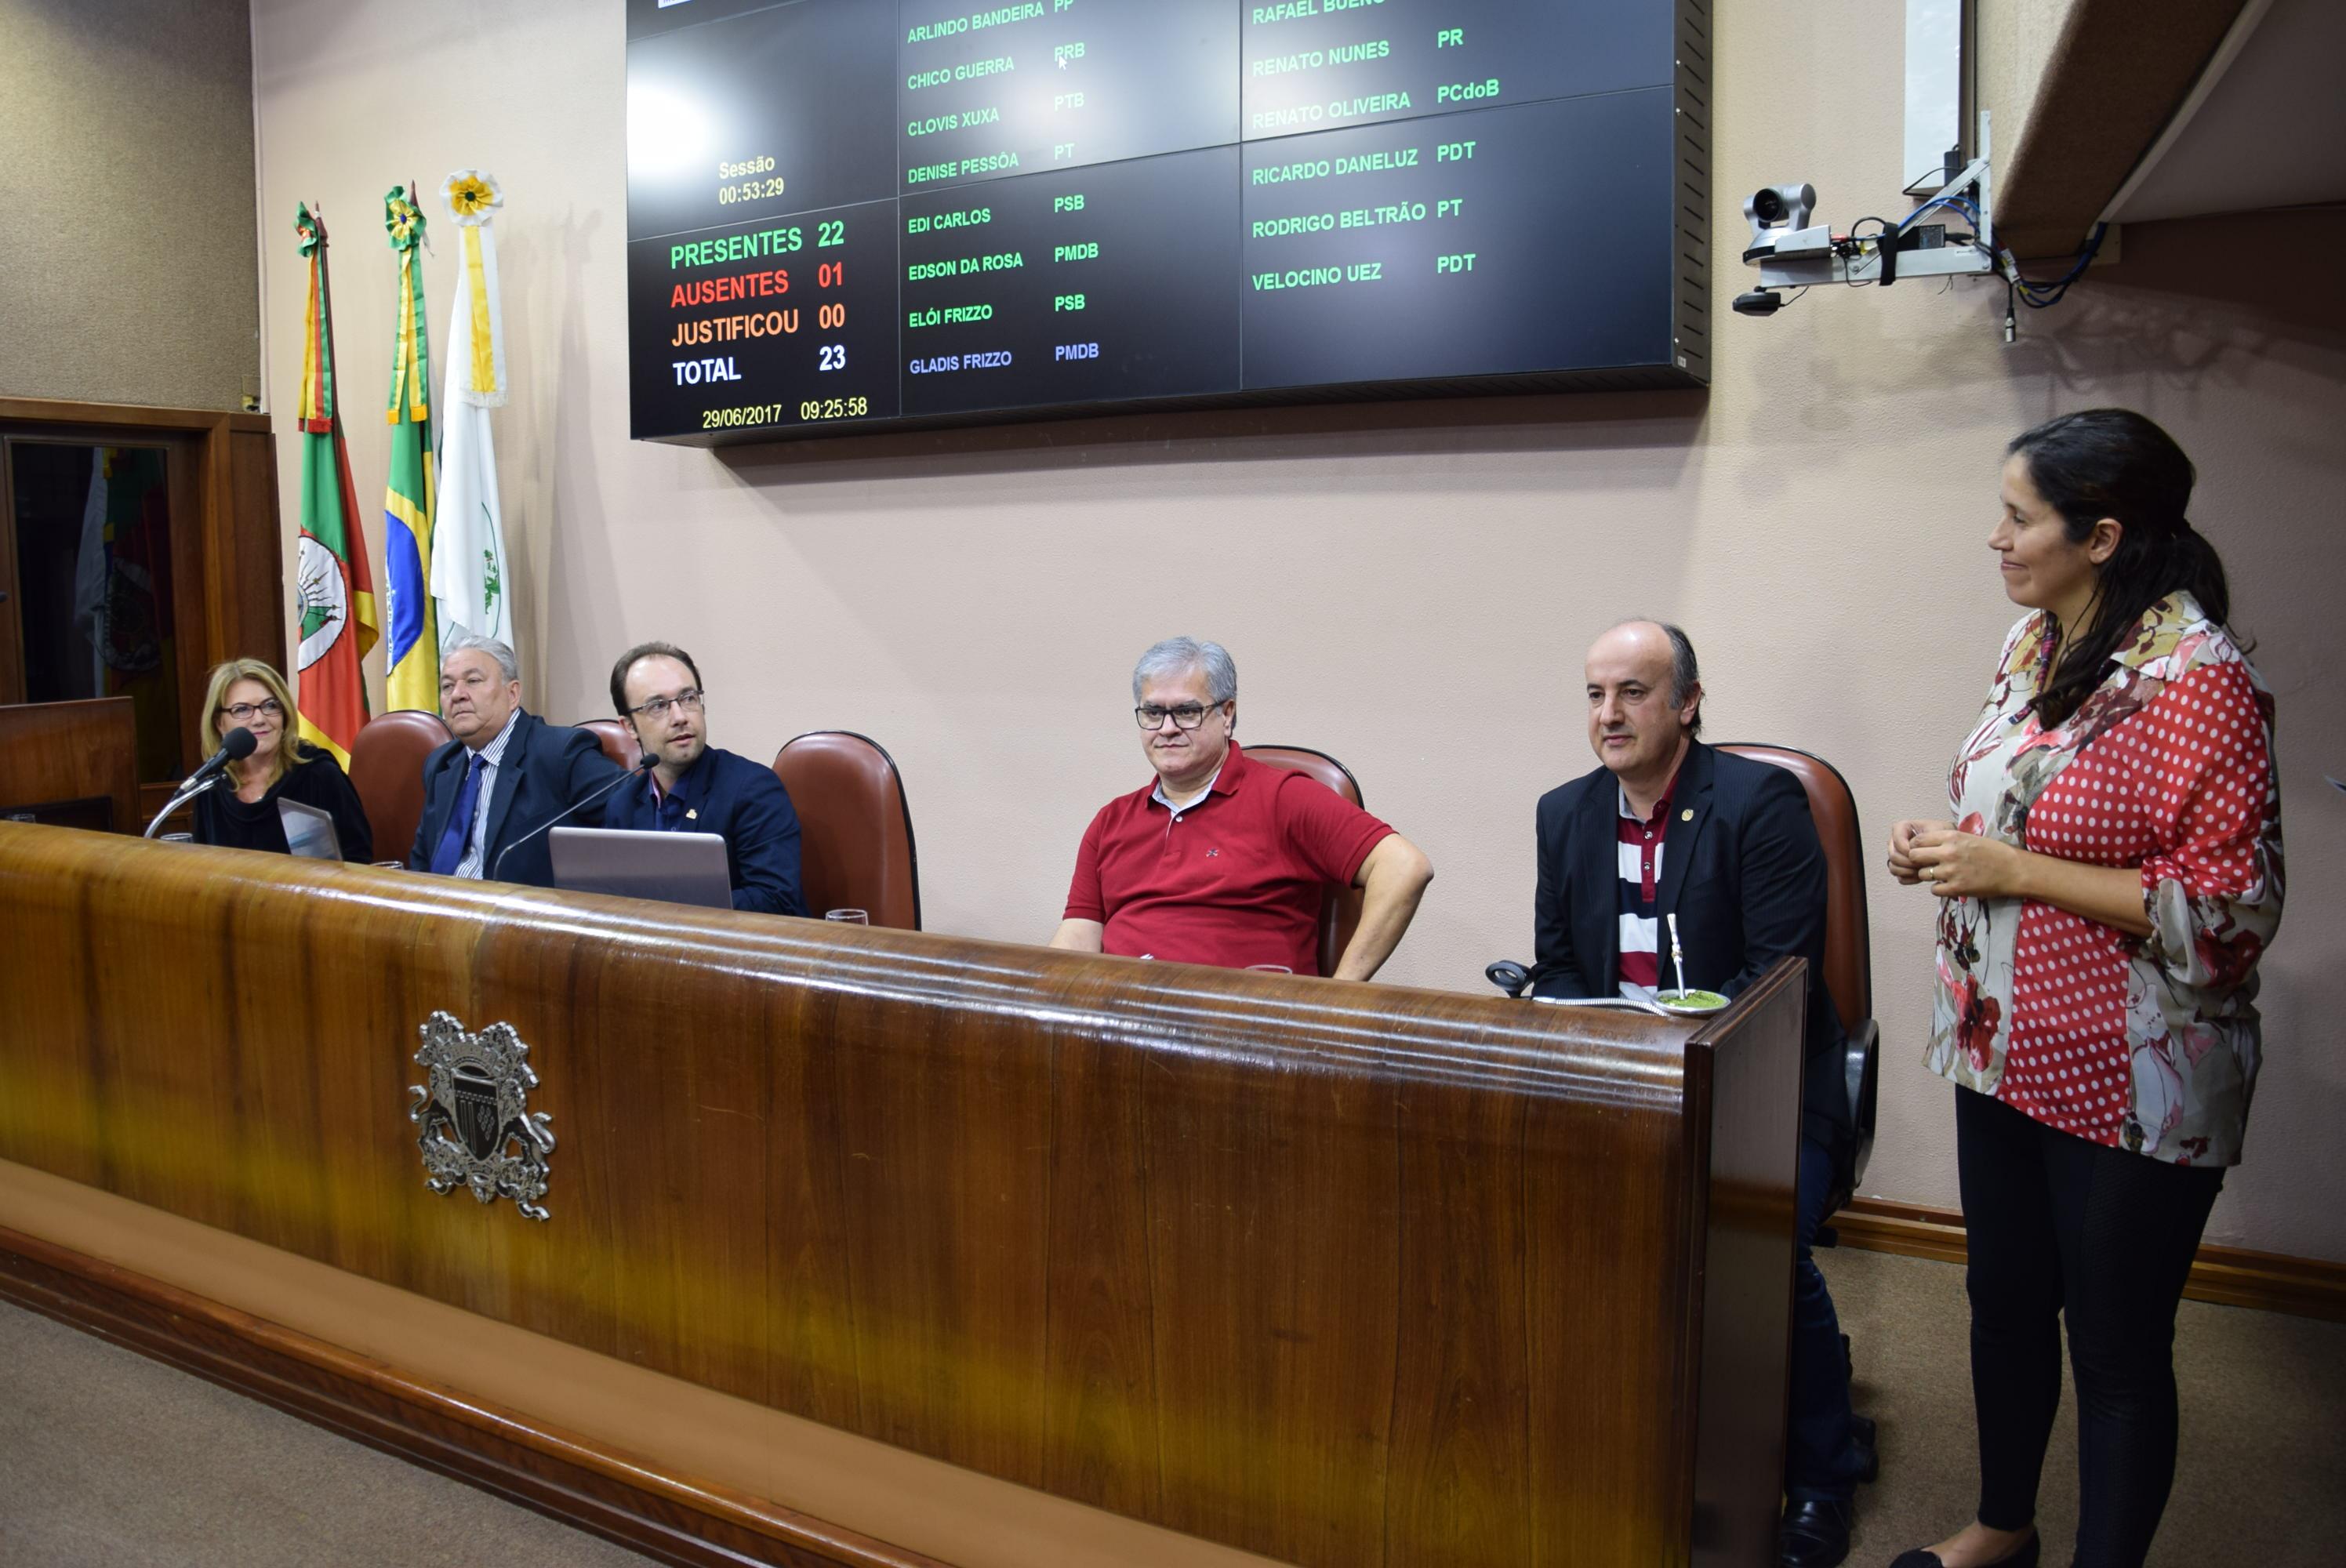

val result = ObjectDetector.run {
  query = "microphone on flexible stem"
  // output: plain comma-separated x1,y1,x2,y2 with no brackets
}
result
144,727,258,838
490,753,656,883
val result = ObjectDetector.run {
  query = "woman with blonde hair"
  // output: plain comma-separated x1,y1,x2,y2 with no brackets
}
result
190,659,372,861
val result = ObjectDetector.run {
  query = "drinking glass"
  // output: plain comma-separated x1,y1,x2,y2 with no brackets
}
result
825,909,870,924
1245,964,1293,974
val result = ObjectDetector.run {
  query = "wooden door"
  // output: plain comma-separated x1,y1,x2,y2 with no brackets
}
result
0,399,284,812
0,433,199,781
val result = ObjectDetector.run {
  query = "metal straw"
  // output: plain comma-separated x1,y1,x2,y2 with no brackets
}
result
1667,912,1687,999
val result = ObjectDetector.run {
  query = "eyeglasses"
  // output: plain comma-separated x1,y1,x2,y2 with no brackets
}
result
629,688,705,720
223,699,283,722
1134,702,1222,731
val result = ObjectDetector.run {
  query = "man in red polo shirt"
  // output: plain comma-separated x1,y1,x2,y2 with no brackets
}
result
1050,637,1433,978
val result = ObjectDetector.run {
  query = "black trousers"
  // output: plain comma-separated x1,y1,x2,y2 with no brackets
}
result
1787,1131,1868,1499
1956,1087,2224,1567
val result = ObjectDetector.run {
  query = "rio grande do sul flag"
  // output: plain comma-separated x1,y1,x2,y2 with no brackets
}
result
429,169,514,659
382,184,439,713
292,202,378,766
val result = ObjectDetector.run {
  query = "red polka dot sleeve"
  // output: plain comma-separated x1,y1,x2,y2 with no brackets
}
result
2135,662,2282,996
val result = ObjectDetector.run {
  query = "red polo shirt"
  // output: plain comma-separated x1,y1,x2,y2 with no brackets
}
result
1062,742,1395,975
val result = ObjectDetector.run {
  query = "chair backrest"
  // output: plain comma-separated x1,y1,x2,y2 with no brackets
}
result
1715,743,1870,1033
1246,745,1366,980
576,717,644,771
771,731,921,930
348,710,452,863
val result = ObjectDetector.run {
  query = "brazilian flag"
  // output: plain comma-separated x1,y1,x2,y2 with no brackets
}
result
292,202,378,767
383,185,438,713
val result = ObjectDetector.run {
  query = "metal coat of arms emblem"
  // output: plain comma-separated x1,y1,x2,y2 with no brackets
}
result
406,1011,557,1221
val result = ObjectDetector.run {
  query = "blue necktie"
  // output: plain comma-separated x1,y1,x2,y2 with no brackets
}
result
428,753,484,876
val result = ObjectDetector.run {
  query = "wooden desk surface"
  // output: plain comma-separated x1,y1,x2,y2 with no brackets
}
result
0,822,1801,1566
0,698,138,831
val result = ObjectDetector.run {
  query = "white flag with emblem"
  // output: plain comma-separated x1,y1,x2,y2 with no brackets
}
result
429,169,515,659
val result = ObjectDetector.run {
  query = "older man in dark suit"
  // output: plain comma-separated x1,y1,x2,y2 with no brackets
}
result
408,633,626,887
1532,619,1872,1568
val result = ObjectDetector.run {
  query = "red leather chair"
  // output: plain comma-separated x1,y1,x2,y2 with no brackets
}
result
1246,745,1366,979
347,710,451,864
771,731,921,930
1717,742,1880,1201
576,717,643,770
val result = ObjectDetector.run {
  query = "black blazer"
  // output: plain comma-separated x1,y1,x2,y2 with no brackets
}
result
405,710,625,888
600,744,806,916
1531,739,1851,1149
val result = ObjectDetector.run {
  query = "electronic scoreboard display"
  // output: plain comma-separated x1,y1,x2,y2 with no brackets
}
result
626,0,1708,443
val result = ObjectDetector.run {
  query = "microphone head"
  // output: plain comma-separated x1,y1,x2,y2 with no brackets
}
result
223,727,258,760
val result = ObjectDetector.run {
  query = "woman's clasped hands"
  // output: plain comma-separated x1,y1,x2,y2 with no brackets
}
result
1889,819,2026,900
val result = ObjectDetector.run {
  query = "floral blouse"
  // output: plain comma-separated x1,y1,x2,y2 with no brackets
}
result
1927,593,2284,1166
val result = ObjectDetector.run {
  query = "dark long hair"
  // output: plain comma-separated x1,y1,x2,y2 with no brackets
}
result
2007,409,2233,727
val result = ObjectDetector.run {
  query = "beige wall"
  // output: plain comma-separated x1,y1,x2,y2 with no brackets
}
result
0,0,260,410
249,0,2346,1261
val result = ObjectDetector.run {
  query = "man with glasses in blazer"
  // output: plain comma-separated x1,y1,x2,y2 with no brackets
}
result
600,640,804,916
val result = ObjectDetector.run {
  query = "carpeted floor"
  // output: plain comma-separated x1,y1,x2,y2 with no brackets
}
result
2,1248,2341,1566
0,1302,662,1568
1827,1246,2346,1566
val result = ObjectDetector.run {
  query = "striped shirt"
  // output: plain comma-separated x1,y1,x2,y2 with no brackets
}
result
452,707,523,880
1615,778,1677,1001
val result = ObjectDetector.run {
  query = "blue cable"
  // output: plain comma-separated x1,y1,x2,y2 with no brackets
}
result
2011,223,2108,306
1900,195,1979,230
1890,196,2104,311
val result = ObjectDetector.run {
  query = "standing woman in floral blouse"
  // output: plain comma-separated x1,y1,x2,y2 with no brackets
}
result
1886,408,2283,1568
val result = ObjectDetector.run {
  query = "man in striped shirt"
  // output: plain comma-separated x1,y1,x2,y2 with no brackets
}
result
1528,619,1871,1568
408,633,625,887
1530,619,1709,1007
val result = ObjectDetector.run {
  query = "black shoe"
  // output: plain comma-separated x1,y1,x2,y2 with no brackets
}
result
1851,1413,1876,1446
1779,1498,1853,1568
1851,1420,1879,1484
1887,1531,2040,1568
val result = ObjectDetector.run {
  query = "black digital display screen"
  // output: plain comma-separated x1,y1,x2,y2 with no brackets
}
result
626,0,1703,443
899,147,1242,416
897,0,1239,191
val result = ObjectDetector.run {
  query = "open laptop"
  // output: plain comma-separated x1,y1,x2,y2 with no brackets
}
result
278,798,343,861
548,826,733,909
